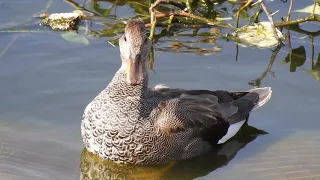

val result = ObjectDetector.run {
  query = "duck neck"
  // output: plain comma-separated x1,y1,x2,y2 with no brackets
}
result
107,64,149,97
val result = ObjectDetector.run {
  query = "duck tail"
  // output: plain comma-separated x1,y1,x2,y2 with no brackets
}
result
217,87,272,144
217,87,272,124
248,87,272,111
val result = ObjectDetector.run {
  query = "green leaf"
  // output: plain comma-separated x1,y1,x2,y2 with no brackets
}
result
100,28,116,37
282,46,306,72
107,38,119,47
128,2,149,15
302,53,320,81
293,3,320,15
91,1,113,16
233,9,249,20
311,53,320,81
61,31,89,45
250,9,262,23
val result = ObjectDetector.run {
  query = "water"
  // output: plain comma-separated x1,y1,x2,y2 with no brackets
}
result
0,0,320,180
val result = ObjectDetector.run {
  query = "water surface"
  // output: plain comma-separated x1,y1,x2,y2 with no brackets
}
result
0,0,320,180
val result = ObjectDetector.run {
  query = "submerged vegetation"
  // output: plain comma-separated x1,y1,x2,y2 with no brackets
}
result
1,0,320,85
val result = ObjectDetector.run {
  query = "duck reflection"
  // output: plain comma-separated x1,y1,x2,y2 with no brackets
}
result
80,125,267,180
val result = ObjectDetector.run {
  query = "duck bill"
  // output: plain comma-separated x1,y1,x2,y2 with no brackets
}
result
126,60,143,86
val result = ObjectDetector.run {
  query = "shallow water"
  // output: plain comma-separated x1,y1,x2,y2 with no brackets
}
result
0,0,320,180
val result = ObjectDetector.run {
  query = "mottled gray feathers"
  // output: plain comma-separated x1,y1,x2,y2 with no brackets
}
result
81,20,272,164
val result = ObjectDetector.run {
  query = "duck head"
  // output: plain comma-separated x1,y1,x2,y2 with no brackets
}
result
119,20,152,86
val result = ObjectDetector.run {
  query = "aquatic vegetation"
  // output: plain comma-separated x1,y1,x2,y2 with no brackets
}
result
39,10,85,31
303,53,320,81
1,0,320,84
232,21,284,48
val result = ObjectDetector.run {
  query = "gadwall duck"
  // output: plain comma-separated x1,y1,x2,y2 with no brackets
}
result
81,20,272,164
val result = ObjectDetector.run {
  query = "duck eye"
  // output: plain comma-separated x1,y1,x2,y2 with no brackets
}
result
124,36,127,41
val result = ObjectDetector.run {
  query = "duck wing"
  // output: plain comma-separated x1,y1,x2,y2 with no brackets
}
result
153,85,272,111
154,93,239,144
153,87,272,144
153,85,247,103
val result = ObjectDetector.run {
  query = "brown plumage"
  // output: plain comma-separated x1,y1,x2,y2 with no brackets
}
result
81,20,272,164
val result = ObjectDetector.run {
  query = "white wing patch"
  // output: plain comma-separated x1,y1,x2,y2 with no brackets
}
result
249,87,272,111
217,120,246,144
154,84,169,91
